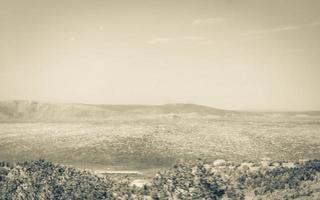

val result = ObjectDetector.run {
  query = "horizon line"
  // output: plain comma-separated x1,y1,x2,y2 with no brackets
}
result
0,99,320,113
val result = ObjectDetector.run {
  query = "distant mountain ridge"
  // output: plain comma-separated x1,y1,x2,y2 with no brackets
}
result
0,100,232,121
0,100,319,122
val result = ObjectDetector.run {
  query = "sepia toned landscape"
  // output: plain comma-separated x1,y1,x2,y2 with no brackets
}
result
1,0,320,199
1,100,320,199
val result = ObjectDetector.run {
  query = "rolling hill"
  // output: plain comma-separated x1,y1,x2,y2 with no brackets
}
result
0,100,233,121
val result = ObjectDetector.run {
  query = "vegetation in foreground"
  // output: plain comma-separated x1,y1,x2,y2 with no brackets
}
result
0,159,320,199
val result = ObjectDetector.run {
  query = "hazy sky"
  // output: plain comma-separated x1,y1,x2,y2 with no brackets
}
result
1,0,320,111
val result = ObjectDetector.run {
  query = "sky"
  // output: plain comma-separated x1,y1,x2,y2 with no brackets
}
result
0,0,320,111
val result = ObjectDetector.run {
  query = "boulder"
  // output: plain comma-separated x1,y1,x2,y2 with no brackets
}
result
213,159,226,166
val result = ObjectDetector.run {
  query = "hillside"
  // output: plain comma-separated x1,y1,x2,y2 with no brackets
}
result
0,100,233,122
1,100,319,122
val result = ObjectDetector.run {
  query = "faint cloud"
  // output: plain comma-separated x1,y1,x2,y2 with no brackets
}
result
247,25,302,35
246,22,320,35
99,25,104,31
147,36,205,45
147,38,174,44
192,18,226,25
181,36,205,40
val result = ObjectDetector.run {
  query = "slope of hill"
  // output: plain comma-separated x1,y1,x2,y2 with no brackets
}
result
0,100,233,121
1,100,319,122
0,100,115,121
